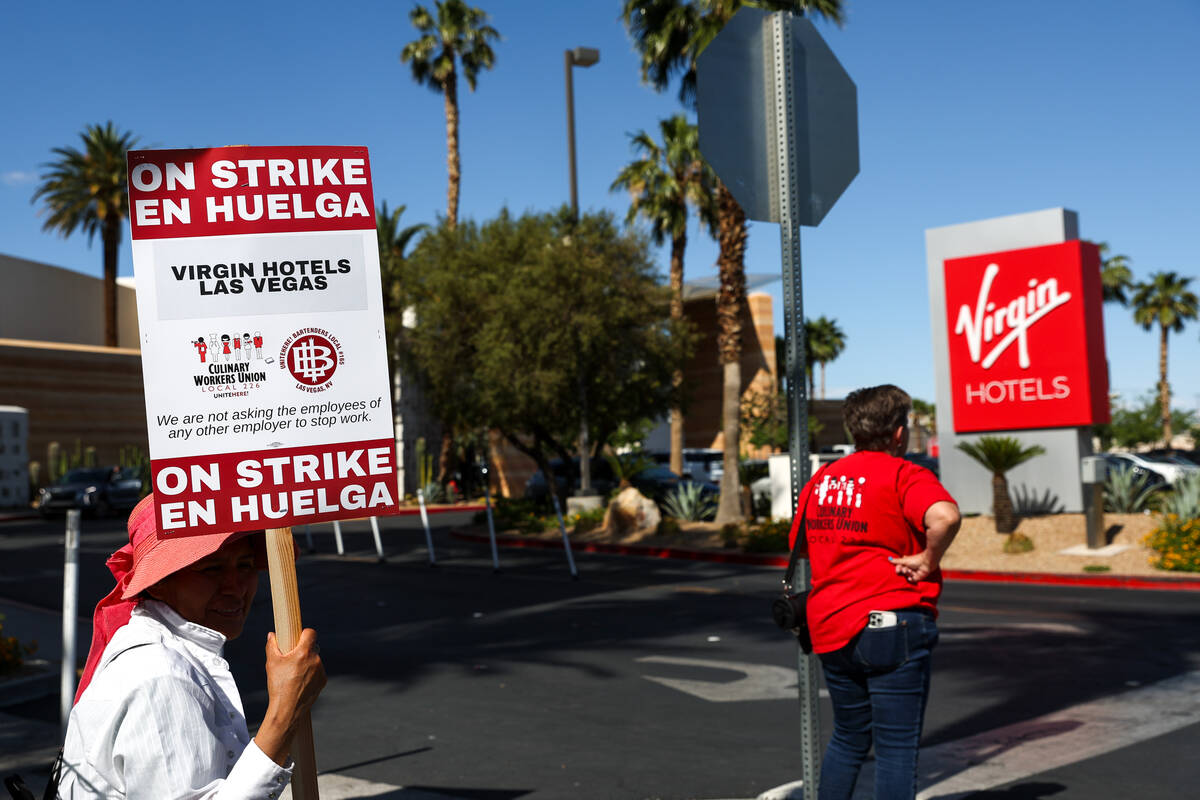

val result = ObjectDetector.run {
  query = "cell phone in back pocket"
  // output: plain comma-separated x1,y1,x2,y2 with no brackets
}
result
868,610,898,628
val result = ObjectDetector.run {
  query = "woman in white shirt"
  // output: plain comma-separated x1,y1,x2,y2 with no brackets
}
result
58,494,326,799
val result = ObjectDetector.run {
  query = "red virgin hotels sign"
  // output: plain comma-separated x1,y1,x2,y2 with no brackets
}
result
944,240,1109,433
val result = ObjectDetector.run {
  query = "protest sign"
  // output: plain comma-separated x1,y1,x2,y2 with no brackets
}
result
128,145,399,537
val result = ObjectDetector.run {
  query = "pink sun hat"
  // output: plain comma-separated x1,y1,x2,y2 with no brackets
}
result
75,493,266,703
120,494,257,599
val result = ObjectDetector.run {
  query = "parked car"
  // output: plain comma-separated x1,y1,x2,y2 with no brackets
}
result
524,458,718,505
1100,454,1169,492
1145,448,1200,468
1104,452,1194,486
37,466,144,517
902,452,940,478
650,448,725,483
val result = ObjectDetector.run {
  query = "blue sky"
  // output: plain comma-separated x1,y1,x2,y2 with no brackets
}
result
3,0,1198,412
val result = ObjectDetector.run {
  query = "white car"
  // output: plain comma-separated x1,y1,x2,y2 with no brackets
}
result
1108,452,1199,485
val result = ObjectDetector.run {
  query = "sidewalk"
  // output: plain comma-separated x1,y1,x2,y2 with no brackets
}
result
0,599,81,779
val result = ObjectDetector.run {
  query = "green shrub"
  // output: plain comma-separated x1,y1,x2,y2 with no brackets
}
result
1145,514,1200,572
741,519,790,553
0,613,36,676
567,506,605,533
656,517,682,537
1002,533,1034,553
474,497,550,531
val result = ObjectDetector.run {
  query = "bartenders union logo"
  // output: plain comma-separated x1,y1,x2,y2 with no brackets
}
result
280,327,344,393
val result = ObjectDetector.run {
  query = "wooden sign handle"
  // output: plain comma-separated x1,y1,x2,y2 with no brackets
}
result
265,527,320,800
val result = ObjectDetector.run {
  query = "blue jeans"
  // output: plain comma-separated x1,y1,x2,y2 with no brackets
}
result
817,610,939,800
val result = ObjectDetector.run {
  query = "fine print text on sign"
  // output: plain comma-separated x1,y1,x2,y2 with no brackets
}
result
129,145,399,536
943,240,1109,434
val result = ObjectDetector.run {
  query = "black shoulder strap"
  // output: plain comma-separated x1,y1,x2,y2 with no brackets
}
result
783,463,830,591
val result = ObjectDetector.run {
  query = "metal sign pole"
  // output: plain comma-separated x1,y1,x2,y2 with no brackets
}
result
772,11,820,795
482,465,501,572
61,509,80,737
698,8,857,795
332,519,345,556
369,516,385,562
417,488,437,566
549,492,579,580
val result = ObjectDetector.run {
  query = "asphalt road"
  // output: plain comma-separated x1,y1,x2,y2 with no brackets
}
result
2,512,1199,799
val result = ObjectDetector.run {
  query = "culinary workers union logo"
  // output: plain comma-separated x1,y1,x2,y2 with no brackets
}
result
280,328,344,392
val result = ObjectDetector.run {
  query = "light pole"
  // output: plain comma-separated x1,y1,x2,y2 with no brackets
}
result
565,45,600,503
565,46,599,220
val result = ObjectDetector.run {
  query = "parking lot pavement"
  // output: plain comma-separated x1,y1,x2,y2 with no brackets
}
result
5,515,1200,798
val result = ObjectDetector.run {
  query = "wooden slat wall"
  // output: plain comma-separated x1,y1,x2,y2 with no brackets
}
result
0,339,148,470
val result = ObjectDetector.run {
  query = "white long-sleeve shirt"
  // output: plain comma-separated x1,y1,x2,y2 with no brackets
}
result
59,600,292,799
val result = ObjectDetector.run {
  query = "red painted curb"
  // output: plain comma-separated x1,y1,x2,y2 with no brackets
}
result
450,530,1200,591
391,503,486,517
939,568,1200,592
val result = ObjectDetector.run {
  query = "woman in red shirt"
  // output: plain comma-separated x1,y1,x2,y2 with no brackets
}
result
791,385,961,800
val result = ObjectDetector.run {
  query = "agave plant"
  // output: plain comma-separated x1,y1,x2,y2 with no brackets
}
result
1104,465,1161,513
1162,472,1200,520
661,481,718,522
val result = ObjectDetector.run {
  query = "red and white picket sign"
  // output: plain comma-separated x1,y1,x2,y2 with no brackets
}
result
128,145,399,536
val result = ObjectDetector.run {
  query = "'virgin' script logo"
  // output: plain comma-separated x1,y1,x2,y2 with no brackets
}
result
953,263,1071,369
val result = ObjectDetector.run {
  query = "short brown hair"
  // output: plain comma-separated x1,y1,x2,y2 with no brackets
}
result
843,384,911,452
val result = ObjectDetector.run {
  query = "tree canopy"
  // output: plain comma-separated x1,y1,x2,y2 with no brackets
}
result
399,208,693,493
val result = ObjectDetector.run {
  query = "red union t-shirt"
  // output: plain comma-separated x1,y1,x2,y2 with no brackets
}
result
787,451,957,654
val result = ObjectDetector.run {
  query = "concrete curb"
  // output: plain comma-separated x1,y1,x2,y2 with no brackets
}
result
449,530,1200,592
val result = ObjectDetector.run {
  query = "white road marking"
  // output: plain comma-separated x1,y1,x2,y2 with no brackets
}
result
745,669,1200,800
916,669,1200,798
281,772,433,799
638,655,828,702
937,621,1089,641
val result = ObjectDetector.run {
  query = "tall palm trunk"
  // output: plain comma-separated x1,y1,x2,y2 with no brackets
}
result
443,72,460,230
438,70,461,480
992,472,1016,533
102,217,121,347
820,361,826,400
669,230,686,476
714,181,747,525
1159,324,1172,443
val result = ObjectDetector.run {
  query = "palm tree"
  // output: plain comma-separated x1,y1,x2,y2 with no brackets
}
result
611,114,717,476
1097,242,1134,306
622,0,845,525
1131,272,1199,443
803,319,818,400
807,315,846,399
400,0,499,230
32,122,139,347
956,436,1046,535
376,202,428,393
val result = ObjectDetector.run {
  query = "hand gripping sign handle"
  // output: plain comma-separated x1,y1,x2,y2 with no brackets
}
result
265,527,320,800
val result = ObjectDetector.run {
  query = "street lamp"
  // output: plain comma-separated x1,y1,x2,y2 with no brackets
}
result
565,45,599,502
565,46,599,221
